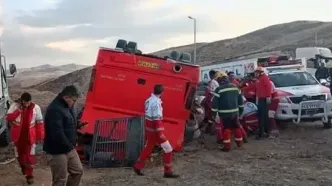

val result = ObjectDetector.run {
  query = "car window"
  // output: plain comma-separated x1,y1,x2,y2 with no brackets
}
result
269,72,318,87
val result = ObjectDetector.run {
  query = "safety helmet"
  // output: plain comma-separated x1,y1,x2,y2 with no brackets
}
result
215,71,227,79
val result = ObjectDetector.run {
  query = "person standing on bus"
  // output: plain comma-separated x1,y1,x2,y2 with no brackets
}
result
228,71,240,87
134,84,179,178
211,72,244,151
6,92,44,185
203,70,219,134
254,67,272,140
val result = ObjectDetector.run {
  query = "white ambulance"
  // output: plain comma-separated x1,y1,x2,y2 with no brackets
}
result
260,56,332,128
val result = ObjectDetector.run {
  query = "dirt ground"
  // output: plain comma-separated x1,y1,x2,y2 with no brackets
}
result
1,122,332,186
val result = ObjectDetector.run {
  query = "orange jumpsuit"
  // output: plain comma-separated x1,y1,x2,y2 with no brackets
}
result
134,94,173,173
6,103,44,178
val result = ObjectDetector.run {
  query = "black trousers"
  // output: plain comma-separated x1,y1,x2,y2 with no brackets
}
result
257,98,269,137
220,114,240,129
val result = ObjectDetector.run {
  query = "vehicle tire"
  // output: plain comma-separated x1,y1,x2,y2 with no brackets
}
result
127,41,137,51
0,123,10,147
323,118,332,129
116,39,127,49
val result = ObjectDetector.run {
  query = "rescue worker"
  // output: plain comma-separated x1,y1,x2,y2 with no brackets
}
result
228,71,240,87
240,72,256,103
214,72,226,144
211,72,244,151
6,92,44,185
254,67,272,139
203,70,219,134
134,84,179,178
268,80,279,138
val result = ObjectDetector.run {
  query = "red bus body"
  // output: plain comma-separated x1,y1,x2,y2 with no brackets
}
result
80,47,199,151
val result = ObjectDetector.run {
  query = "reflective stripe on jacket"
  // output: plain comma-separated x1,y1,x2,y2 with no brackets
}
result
144,94,166,140
6,102,44,144
145,93,163,121
211,82,244,118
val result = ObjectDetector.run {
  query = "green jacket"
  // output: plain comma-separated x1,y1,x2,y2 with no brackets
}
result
211,82,244,118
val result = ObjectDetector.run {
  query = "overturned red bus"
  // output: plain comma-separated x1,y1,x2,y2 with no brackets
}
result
78,40,200,160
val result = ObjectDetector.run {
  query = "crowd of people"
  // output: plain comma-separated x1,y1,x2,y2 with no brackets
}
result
201,67,280,151
4,67,283,184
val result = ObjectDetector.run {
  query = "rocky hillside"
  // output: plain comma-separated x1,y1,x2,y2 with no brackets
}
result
31,20,332,95
33,67,93,94
9,63,88,88
153,21,332,65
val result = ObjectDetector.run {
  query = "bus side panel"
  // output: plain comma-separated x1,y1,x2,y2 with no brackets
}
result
82,66,191,150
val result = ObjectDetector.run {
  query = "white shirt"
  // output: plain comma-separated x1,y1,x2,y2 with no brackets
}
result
209,79,219,93
145,94,163,120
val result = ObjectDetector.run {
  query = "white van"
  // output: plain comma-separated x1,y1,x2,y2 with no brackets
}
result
296,47,332,76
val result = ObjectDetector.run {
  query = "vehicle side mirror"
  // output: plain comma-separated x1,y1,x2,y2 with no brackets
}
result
9,64,17,75
320,79,328,85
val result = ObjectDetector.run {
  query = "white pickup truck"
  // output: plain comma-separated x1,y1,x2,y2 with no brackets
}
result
269,68,332,128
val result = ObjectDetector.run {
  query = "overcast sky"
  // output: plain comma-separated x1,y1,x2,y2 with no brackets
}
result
2,0,332,68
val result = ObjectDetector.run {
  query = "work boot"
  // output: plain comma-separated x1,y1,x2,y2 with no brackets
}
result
164,172,180,178
26,176,34,185
133,167,144,176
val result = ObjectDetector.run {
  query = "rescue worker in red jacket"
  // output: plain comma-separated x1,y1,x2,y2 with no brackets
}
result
268,80,279,138
134,84,179,178
6,92,44,185
203,70,219,133
254,67,272,139
228,71,240,87
211,72,244,151
240,73,256,103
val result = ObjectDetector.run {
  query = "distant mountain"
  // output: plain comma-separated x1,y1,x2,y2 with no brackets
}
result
32,66,93,94
152,21,332,65
27,20,332,96
9,63,89,88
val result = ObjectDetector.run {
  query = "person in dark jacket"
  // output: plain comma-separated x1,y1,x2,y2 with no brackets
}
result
43,85,83,186
212,72,244,152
